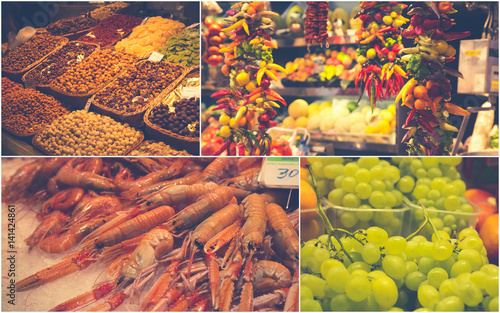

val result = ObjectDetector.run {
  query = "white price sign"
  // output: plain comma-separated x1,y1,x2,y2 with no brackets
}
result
258,157,300,188
148,51,164,62
181,87,199,99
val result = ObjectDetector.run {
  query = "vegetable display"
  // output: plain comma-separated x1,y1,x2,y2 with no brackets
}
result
398,2,470,156
355,1,409,108
304,2,329,46
210,1,288,156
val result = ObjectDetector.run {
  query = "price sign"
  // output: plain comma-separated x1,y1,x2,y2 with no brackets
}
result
84,98,92,111
181,87,199,99
258,157,300,189
148,51,164,62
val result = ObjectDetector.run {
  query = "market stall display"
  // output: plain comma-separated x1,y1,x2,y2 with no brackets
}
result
50,49,138,107
158,27,200,68
91,60,186,126
115,16,185,58
304,2,330,46
22,41,99,89
1,77,22,97
128,140,192,156
2,88,70,137
2,33,68,80
2,157,299,311
77,14,143,47
300,156,499,311
44,13,99,38
398,2,471,155
33,110,143,156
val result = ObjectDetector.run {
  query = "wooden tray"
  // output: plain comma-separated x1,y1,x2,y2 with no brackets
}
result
22,41,100,92
49,50,137,109
32,123,144,156
91,61,188,127
2,36,69,82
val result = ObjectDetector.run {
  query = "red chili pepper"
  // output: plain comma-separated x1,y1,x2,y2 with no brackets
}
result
402,29,417,39
268,120,277,127
212,103,228,111
379,6,392,11
264,89,287,106
237,142,246,156
422,19,441,31
445,57,455,63
211,140,232,156
377,26,397,33
403,108,417,128
268,110,277,118
355,70,363,93
401,128,415,142
216,97,231,104
381,47,390,54
372,65,382,76
417,117,439,141
387,51,396,61
374,45,383,58
392,43,401,53
211,89,231,98
443,31,471,41
418,110,439,125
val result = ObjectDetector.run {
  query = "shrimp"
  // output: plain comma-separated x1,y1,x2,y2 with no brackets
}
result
28,157,68,193
121,171,202,199
192,203,242,248
94,206,175,249
2,159,42,203
67,195,122,225
241,194,268,254
40,187,84,215
253,260,292,292
118,228,174,285
25,211,67,250
264,204,299,262
87,292,127,311
46,175,65,195
222,166,262,191
163,186,234,233
114,159,185,191
56,158,115,192
50,281,114,311
139,182,219,210
39,216,115,253
199,157,239,182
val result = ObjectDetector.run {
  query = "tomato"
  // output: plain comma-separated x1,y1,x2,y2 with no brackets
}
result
204,16,214,28
208,24,222,36
209,36,222,46
207,46,220,56
479,214,499,263
207,54,223,66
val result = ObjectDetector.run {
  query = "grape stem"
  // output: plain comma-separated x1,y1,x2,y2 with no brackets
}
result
403,197,442,241
306,164,354,263
333,228,365,245
406,214,428,241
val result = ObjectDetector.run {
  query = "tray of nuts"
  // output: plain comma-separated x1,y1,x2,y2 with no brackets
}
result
32,110,144,156
2,77,23,97
2,88,70,137
90,60,188,127
144,96,200,155
77,14,143,48
2,33,69,82
45,13,100,40
22,41,99,92
49,49,138,108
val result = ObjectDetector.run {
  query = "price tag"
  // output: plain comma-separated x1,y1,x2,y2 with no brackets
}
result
148,51,164,62
84,98,92,111
181,87,199,99
185,23,200,29
258,157,300,189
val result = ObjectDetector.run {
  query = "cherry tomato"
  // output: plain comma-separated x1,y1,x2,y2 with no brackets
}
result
209,36,222,46
208,46,220,56
207,54,223,66
204,16,214,27
208,24,222,36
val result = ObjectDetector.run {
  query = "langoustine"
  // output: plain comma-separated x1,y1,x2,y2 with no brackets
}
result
3,156,299,311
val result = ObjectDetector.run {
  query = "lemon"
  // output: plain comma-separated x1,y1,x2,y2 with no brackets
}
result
295,116,309,128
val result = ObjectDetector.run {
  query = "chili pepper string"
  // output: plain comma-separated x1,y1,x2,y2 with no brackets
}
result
397,2,470,155
305,2,329,48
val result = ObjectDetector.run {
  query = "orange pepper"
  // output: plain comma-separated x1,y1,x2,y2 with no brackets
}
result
414,99,427,110
439,2,453,14
444,102,470,116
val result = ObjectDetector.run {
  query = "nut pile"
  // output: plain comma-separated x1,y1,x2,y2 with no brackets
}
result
2,77,22,97
149,97,199,137
93,61,184,113
129,140,191,156
46,13,99,35
2,33,62,71
78,14,142,46
24,41,97,86
115,16,185,58
35,110,142,155
91,2,130,20
52,49,137,95
158,27,199,67
2,88,69,135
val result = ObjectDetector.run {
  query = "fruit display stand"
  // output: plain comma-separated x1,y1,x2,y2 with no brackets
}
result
300,156,499,311
2,2,200,156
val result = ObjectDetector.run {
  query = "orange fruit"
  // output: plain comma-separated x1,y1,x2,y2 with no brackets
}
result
479,214,499,262
414,98,427,110
465,188,498,230
300,167,309,180
301,179,318,221
413,85,429,99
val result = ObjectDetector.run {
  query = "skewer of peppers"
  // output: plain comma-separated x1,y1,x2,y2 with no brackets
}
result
355,1,409,108
397,2,470,156
304,2,330,47
210,1,287,156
